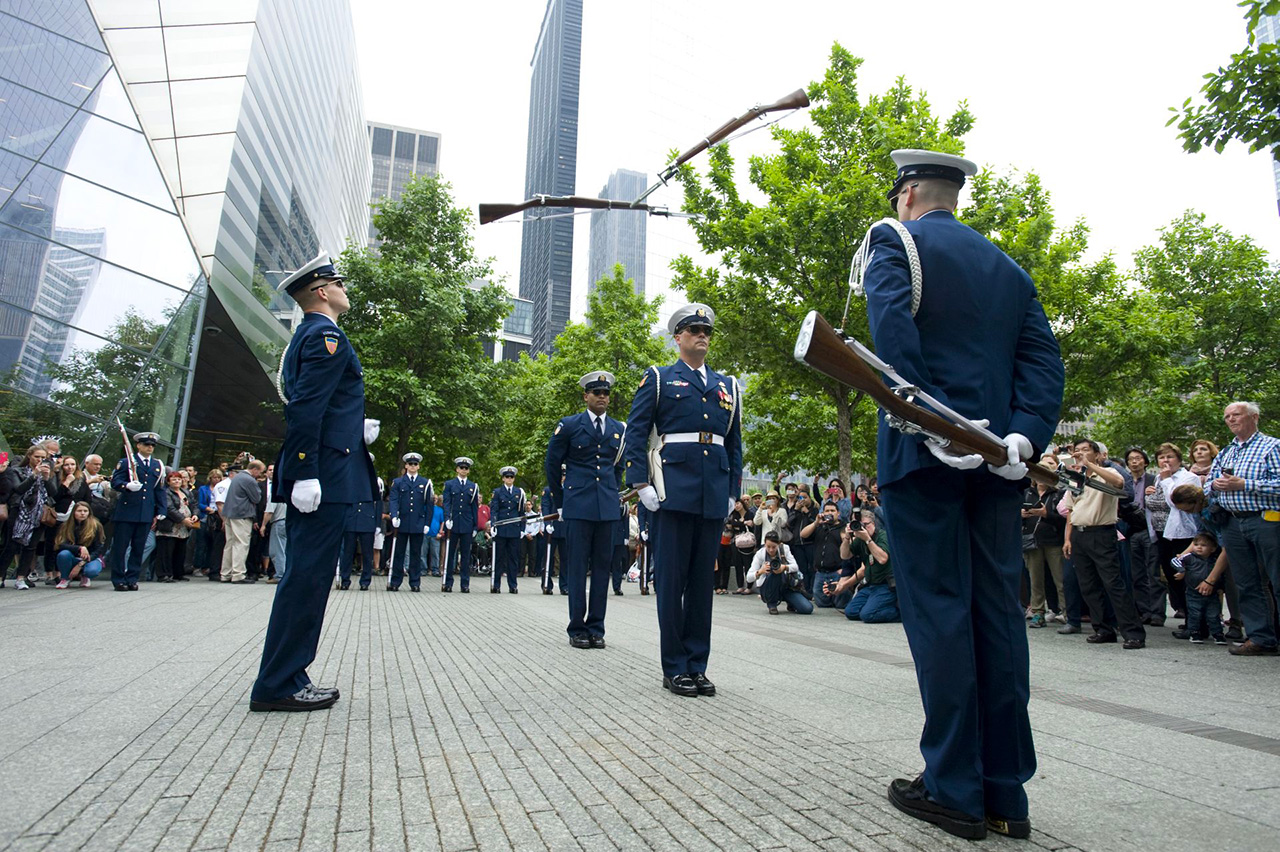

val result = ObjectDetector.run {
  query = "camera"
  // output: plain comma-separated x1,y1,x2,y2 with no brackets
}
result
847,519,863,532
767,555,783,572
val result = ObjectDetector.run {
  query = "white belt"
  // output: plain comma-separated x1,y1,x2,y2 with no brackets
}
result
662,432,724,446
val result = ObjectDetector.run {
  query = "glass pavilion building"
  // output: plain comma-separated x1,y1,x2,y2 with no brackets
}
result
0,0,370,468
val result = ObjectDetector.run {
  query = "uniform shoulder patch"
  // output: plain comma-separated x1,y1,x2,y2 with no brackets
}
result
323,335,339,355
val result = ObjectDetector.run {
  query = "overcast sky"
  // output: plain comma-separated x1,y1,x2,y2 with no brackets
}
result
351,0,1280,325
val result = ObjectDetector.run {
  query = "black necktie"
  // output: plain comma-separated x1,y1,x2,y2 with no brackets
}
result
596,417,604,438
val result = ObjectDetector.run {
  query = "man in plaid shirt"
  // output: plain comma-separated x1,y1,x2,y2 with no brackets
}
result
1207,401,1280,656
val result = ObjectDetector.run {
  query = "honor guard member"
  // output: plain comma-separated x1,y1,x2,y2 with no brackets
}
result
109,432,167,591
626,305,743,696
863,150,1063,839
339,469,380,591
545,371,628,648
440,457,479,592
488,467,525,592
389,452,434,592
251,252,379,712
541,470,567,595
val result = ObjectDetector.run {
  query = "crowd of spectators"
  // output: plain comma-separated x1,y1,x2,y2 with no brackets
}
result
4,398,1277,659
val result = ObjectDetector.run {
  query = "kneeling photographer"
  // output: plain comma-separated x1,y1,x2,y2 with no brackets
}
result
802,499,852,607
746,531,813,615
831,509,898,623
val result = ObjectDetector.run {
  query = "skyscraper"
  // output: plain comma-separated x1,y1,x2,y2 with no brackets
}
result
518,0,582,354
587,169,647,296
367,122,442,242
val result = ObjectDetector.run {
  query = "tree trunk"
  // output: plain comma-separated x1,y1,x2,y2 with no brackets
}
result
834,387,853,484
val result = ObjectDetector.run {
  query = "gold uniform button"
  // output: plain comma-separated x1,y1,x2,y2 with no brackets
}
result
596,477,600,481
703,413,709,419
703,450,709,456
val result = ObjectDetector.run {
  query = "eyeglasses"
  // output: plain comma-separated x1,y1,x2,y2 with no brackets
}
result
406,462,420,466
589,389,611,396
888,182,918,215
683,325,713,338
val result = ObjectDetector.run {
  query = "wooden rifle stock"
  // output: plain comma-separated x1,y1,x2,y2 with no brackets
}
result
793,311,1058,491
669,88,811,171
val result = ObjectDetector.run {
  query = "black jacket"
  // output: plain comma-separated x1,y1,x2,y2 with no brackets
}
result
56,520,106,561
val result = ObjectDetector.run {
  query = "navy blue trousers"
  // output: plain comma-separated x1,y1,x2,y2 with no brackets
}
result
651,510,720,678
109,520,149,586
564,519,613,637
340,530,374,586
391,532,423,588
881,468,1035,821
443,531,471,590
491,537,519,590
252,501,345,702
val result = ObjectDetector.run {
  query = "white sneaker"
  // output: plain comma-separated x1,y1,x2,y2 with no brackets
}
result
80,577,91,588
1052,611,1067,624
15,579,30,590
56,579,69,589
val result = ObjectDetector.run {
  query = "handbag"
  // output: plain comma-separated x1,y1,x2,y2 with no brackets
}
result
40,504,58,527
779,525,793,543
734,531,757,549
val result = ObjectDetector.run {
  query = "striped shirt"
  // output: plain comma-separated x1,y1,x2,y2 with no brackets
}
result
1207,430,1280,512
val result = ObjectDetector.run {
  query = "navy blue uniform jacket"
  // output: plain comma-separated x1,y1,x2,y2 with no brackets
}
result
489,484,527,539
441,477,480,533
545,411,626,522
624,361,743,519
862,210,1063,488
345,498,381,534
110,454,166,523
389,475,435,534
272,313,376,504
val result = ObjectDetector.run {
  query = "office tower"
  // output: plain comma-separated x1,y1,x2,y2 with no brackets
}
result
587,169,647,296
368,122,442,242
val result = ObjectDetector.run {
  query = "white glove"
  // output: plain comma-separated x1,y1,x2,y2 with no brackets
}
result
363,418,380,445
124,481,143,492
545,524,554,534
988,433,1033,481
640,531,648,542
392,517,400,528
924,417,988,471
446,519,454,530
638,485,660,512
291,478,322,513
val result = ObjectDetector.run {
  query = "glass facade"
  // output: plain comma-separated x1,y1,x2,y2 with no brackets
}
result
0,0,370,468
366,121,441,243
518,0,582,354
587,169,647,296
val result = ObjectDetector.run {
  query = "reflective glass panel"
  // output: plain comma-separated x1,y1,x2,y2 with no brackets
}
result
101,27,166,84
152,281,204,368
0,164,201,289
51,112,174,210
0,78,79,160
88,0,161,28
173,133,234,196
371,126,392,156
0,145,38,205
159,0,260,26
126,81,175,139
163,23,255,81
170,77,246,137
0,0,104,49
0,223,192,347
118,356,189,447
0,15,110,106
0,384,104,460
81,68,141,130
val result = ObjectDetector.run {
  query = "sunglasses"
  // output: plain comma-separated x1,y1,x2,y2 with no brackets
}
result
589,389,611,396
682,325,713,337
309,278,347,292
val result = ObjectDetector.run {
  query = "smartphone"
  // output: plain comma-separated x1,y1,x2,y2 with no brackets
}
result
1222,467,1234,476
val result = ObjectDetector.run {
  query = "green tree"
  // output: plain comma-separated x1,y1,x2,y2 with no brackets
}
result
1096,211,1280,450
671,43,976,482
340,175,510,482
1171,0,1280,159
483,264,669,493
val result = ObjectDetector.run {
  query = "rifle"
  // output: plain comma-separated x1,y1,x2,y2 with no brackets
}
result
632,88,811,205
487,487,640,529
478,195,693,226
792,310,1123,498
115,417,137,483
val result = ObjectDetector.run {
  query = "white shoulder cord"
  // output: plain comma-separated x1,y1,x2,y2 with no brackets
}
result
846,218,923,319
275,345,290,404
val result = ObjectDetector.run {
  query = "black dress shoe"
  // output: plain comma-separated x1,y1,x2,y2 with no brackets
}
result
338,581,350,590
114,584,128,592
985,813,1031,839
569,635,592,649
887,776,986,840
663,674,698,697
441,586,452,592
307,684,340,699
461,587,470,593
127,583,139,591
490,587,500,594
543,588,553,595
249,685,338,713
509,588,518,594
1171,628,1191,639
1122,638,1145,650
387,585,398,591
613,588,623,596
691,673,716,696
589,636,606,649
410,585,420,592
560,588,568,595
359,585,369,591
1085,631,1117,644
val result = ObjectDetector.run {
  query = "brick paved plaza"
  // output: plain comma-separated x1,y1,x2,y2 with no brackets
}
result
1,580,1276,851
